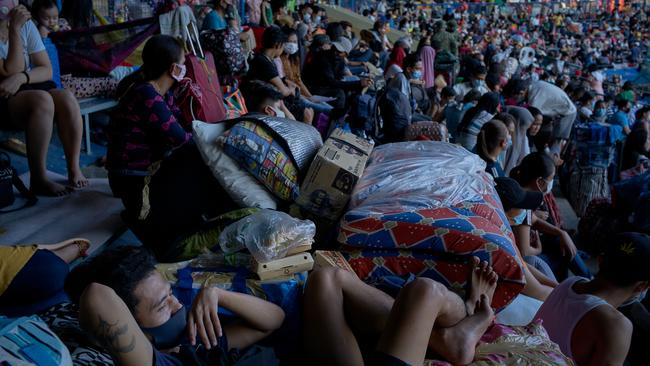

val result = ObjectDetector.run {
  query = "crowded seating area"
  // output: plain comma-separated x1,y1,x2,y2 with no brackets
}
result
2,0,650,365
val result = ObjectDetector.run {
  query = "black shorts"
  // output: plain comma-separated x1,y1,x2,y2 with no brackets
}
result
0,80,57,126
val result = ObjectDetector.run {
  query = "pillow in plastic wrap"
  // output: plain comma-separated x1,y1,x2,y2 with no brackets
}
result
218,120,299,201
192,121,278,209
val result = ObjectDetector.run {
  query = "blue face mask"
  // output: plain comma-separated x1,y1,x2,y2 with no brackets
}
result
510,210,527,226
506,135,512,149
594,108,606,118
412,70,423,80
140,306,187,349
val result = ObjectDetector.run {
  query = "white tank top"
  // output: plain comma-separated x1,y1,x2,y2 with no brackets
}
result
534,277,611,360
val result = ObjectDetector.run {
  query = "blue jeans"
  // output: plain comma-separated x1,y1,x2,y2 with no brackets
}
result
301,96,334,114
349,49,373,62
524,255,558,282
539,249,592,282
0,249,69,316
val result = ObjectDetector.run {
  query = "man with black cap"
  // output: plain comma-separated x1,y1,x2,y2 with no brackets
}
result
535,232,650,366
494,177,556,301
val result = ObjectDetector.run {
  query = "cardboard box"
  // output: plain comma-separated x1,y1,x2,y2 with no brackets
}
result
252,253,314,280
286,242,312,256
313,251,358,278
295,129,374,221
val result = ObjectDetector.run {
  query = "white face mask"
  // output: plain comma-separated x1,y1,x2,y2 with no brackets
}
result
271,105,286,118
171,64,186,82
538,178,553,194
284,42,299,55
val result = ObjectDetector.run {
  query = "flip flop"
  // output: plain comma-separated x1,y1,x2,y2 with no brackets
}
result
39,238,91,257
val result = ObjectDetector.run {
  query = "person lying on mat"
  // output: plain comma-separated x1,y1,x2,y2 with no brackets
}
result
535,232,650,366
0,238,89,316
107,34,237,260
494,176,557,301
0,2,87,196
303,257,499,366
65,246,285,366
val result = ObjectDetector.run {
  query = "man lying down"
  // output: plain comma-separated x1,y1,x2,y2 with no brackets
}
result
65,246,498,366
64,246,286,366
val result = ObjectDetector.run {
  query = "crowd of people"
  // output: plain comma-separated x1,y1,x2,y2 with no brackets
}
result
1,0,650,365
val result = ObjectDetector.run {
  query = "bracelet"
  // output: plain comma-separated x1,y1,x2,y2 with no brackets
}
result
22,71,30,84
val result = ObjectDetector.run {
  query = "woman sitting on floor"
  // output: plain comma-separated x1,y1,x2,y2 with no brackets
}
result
0,3,87,196
107,35,236,261
0,238,89,316
65,246,285,366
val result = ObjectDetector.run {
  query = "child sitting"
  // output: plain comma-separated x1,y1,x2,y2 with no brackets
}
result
30,0,70,38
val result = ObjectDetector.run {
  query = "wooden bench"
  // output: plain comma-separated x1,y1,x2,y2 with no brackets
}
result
78,97,118,155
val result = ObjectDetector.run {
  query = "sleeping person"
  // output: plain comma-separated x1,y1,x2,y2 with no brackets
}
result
65,246,285,366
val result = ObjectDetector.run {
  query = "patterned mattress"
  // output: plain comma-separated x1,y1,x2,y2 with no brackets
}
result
338,142,525,308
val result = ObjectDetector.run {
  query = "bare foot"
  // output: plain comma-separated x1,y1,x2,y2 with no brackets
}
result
41,238,91,263
68,169,89,189
435,294,495,365
31,178,72,197
465,257,499,316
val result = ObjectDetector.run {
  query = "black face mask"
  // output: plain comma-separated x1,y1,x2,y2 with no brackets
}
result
140,306,187,349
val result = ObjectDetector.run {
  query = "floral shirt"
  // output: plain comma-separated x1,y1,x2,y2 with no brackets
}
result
107,83,191,175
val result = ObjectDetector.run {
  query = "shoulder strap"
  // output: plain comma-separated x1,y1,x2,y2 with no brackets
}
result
0,167,37,214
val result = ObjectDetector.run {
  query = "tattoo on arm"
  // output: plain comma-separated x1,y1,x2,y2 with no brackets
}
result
95,316,136,354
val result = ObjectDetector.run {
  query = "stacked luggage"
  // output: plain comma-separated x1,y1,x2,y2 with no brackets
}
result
337,142,525,309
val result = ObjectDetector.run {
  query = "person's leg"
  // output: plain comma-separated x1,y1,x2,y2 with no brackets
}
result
568,253,592,279
524,255,558,283
38,238,91,263
79,283,153,366
303,268,394,366
377,278,495,366
49,89,88,188
375,278,441,366
303,267,471,366
0,249,70,316
551,112,576,156
8,91,69,196
300,96,333,114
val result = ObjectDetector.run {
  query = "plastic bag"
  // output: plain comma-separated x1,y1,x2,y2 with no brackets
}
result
219,210,316,263
350,142,493,214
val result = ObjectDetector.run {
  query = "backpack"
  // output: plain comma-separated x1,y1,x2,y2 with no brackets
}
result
0,152,37,214
434,50,458,73
201,28,247,85
350,89,384,141
0,315,72,366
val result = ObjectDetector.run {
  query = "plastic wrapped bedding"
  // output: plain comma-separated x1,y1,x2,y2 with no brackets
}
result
339,142,525,307
350,142,493,212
